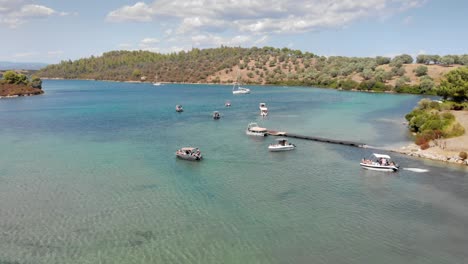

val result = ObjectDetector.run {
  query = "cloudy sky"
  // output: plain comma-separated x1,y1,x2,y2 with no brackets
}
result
1,0,467,63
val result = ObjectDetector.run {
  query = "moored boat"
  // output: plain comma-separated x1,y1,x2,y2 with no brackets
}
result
176,147,202,161
232,82,250,94
213,111,221,120
360,153,399,172
225,101,231,107
153,82,162,86
259,103,268,117
176,104,183,112
268,138,295,151
246,122,268,136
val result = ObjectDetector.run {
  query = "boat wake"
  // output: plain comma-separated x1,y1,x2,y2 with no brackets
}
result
403,168,429,173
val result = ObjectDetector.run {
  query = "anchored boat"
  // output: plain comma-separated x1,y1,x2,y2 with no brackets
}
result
259,103,268,117
268,138,296,151
212,111,221,120
232,82,250,94
246,122,268,137
176,147,202,161
175,105,184,112
360,153,399,172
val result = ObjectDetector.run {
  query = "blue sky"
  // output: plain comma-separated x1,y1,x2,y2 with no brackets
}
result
1,0,467,63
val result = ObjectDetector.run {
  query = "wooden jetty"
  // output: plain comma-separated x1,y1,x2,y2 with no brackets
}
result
267,130,366,148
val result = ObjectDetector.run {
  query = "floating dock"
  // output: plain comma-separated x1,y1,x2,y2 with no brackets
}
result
267,130,366,148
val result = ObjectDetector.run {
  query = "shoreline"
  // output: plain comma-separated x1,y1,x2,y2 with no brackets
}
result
392,110,468,166
391,144,468,166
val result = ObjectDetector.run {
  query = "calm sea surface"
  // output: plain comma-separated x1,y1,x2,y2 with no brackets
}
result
0,80,467,264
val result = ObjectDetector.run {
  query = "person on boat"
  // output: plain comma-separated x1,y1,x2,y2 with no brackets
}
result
381,158,387,166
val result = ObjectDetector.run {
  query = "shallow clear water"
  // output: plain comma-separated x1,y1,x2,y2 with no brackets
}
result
0,80,467,264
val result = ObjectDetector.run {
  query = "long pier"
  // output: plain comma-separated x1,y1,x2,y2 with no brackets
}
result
267,130,366,148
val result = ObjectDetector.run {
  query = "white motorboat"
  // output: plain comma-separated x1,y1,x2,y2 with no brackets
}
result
232,82,250,94
268,138,296,151
176,147,202,161
259,103,268,117
360,153,399,172
153,82,162,86
246,122,268,137
225,101,231,107
175,104,183,112
213,111,221,120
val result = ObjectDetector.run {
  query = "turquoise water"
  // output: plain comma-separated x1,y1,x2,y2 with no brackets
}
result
0,80,467,264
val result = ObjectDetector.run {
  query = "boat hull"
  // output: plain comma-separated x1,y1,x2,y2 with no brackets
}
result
233,90,250,94
360,163,398,172
268,145,295,151
176,154,202,161
246,130,267,137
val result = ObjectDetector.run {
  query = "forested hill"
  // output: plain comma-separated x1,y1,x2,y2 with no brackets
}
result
37,47,468,94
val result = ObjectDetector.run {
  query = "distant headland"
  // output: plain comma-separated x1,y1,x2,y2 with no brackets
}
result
0,70,44,98
36,46,468,96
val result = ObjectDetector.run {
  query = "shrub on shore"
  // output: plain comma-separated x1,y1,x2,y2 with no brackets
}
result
406,99,465,148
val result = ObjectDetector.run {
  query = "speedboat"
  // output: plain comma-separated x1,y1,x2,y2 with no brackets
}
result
176,147,202,161
246,122,268,137
268,138,295,151
153,82,162,86
360,153,399,172
175,105,183,112
225,101,231,107
213,111,221,120
232,82,250,94
259,103,268,117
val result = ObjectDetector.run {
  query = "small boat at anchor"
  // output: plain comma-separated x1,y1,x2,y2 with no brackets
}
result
259,103,268,117
153,82,162,86
212,111,221,120
232,82,250,94
175,105,184,112
225,101,231,107
360,153,399,172
246,122,268,137
176,147,202,161
268,138,296,151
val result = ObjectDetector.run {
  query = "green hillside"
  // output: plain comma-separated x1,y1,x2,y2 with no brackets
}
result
37,46,468,94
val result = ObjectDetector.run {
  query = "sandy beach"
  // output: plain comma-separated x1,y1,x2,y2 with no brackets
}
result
396,110,468,165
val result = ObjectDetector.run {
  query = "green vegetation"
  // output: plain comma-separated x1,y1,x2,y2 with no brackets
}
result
1,71,43,96
37,47,468,95
413,65,428,76
437,67,468,103
3,70,29,85
405,99,465,148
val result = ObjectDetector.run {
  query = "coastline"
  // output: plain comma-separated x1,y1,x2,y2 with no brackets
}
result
392,110,468,166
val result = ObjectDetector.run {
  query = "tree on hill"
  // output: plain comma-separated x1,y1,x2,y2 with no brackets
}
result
2,71,29,85
437,67,468,102
414,65,428,76
440,55,456,66
392,54,413,64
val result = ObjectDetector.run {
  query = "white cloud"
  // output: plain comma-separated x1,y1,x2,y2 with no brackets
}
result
191,34,251,47
15,4,55,17
107,0,425,53
107,0,426,34
13,52,38,58
106,2,153,22
0,1,66,28
139,37,161,51
141,38,160,45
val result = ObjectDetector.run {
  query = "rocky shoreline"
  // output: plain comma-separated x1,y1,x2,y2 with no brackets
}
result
393,144,468,166
0,84,44,98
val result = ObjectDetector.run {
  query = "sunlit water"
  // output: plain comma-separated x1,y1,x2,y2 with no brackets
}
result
0,80,467,264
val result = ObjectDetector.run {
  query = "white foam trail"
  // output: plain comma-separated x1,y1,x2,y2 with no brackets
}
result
403,168,429,173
